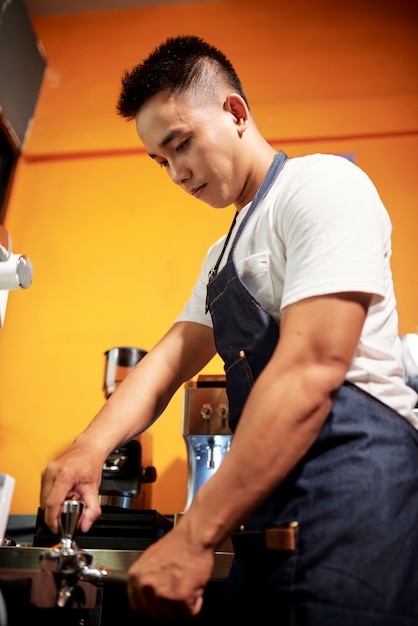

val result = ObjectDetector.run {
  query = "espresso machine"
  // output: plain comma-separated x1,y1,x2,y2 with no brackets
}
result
182,375,232,510
1,366,234,624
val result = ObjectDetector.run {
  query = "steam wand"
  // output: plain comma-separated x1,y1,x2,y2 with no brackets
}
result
39,499,127,608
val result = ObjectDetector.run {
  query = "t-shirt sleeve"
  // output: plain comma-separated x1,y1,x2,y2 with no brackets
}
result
279,155,390,310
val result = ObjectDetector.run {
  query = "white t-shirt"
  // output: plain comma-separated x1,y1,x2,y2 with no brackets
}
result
176,153,418,426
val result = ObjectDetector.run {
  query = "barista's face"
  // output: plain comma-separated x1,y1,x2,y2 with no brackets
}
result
135,89,249,209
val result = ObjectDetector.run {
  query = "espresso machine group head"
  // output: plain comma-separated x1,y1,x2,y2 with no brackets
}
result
39,499,127,608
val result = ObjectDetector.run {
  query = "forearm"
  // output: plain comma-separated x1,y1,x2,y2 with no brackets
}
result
71,353,178,458
69,321,216,458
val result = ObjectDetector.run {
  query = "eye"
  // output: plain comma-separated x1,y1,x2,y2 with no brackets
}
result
176,138,189,153
159,159,168,168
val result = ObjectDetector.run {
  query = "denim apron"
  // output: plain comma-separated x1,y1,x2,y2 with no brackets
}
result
205,152,418,624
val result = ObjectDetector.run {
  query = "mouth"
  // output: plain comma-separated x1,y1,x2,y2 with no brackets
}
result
190,184,206,199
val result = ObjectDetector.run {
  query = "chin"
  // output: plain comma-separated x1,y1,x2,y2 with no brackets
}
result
205,199,233,209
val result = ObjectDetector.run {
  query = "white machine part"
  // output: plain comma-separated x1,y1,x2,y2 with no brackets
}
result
0,474,15,545
0,253,33,290
0,224,30,542
401,333,418,381
0,224,33,328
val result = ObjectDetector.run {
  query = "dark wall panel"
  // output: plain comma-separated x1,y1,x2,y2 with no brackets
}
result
0,0,46,150
0,0,46,220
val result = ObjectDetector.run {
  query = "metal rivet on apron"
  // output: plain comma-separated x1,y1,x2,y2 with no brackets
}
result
239,350,245,358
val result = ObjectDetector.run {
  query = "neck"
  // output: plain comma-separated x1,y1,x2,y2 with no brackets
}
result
235,144,277,212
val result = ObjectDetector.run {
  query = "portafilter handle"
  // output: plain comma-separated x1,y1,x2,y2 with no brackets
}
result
60,499,83,548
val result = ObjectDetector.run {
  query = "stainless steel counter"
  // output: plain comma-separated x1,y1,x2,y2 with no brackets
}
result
0,545,233,580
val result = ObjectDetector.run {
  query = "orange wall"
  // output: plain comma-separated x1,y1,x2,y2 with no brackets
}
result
0,0,417,516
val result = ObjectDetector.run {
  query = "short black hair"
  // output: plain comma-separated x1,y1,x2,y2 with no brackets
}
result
117,35,248,120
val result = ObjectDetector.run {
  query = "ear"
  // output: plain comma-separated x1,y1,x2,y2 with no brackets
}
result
224,93,249,136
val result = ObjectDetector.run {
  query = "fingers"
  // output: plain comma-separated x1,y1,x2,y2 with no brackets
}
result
40,464,102,534
77,492,102,533
127,581,203,622
40,468,72,534
125,529,213,622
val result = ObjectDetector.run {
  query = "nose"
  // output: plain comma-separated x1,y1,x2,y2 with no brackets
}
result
169,159,191,186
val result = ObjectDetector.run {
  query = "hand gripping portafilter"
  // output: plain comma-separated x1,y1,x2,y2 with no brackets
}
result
39,499,127,608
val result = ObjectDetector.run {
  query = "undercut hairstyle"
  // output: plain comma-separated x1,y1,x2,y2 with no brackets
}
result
116,35,249,120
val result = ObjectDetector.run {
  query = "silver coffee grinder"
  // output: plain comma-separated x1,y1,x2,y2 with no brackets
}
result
181,375,232,510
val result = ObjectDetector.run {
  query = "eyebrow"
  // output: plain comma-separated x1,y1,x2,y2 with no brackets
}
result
148,129,181,160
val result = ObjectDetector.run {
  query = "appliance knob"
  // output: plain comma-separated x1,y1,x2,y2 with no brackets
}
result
141,465,157,483
200,403,212,420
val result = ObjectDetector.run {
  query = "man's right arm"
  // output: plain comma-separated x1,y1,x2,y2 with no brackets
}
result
40,320,216,533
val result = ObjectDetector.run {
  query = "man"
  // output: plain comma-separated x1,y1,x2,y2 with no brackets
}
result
40,35,418,624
